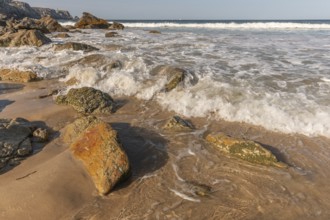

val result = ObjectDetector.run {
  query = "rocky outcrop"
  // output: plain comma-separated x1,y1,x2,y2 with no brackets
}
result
38,16,68,32
53,42,99,52
163,116,194,131
32,7,73,20
55,87,116,115
13,16,68,33
0,118,49,172
75,12,110,29
205,133,286,168
0,29,51,47
0,68,38,82
0,0,72,20
63,116,130,195
109,22,124,30
150,65,186,92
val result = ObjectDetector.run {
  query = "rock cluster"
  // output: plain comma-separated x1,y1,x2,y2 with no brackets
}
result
205,132,286,167
55,87,116,115
74,12,125,30
0,29,51,47
64,116,130,195
0,118,48,172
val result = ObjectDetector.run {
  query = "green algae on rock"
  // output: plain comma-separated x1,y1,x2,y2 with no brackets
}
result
55,87,116,115
205,132,286,168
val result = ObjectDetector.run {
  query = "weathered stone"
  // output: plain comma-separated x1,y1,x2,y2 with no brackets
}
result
108,22,124,30
53,33,70,38
105,31,118,38
205,133,286,167
38,16,68,32
75,12,109,29
65,116,130,195
53,42,99,52
32,128,48,142
55,87,116,114
64,77,79,86
17,138,32,156
0,68,38,82
150,65,186,92
163,116,194,131
13,17,49,33
149,30,161,34
0,29,51,47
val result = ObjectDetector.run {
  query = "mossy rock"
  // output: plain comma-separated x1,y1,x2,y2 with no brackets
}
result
55,87,116,115
205,133,286,168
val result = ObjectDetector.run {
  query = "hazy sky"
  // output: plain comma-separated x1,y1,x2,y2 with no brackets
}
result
23,0,330,20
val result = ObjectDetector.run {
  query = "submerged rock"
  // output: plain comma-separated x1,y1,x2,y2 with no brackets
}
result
75,12,110,29
150,65,186,92
65,116,130,195
53,33,70,38
163,115,194,131
55,87,116,115
105,31,118,38
53,42,99,52
0,68,38,82
0,118,48,172
205,133,286,168
0,29,51,47
149,30,161,34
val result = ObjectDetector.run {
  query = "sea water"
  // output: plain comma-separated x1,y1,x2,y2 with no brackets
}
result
1,20,330,137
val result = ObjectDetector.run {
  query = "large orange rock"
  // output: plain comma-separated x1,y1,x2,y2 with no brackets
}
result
0,68,38,82
66,116,130,195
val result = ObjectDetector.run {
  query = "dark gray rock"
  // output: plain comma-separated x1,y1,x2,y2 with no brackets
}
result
53,42,99,52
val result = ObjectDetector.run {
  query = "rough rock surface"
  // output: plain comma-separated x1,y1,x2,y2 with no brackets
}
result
75,12,109,29
55,87,116,114
53,42,99,52
109,22,124,30
13,17,49,33
64,116,130,195
0,68,38,82
0,29,51,47
205,132,286,167
163,115,194,131
38,16,68,32
0,118,48,172
0,0,72,19
150,65,186,92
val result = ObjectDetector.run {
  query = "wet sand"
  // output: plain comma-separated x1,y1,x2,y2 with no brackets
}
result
1,80,330,220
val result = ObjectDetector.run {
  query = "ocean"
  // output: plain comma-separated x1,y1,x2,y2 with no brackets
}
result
3,19,330,137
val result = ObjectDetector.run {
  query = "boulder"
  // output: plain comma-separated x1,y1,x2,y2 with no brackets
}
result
109,22,124,30
163,115,194,131
53,42,99,52
55,87,116,114
149,30,161,34
105,31,118,38
13,17,49,33
0,118,48,172
38,16,68,32
75,12,110,29
53,33,70,38
0,68,38,82
205,133,286,168
0,29,51,47
64,116,130,195
150,65,186,92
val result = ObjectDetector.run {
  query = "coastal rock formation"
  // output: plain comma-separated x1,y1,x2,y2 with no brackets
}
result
38,16,68,32
75,12,110,29
150,65,186,92
109,22,124,30
0,0,72,20
0,68,38,82
13,17,49,33
64,116,130,195
205,132,286,167
53,42,99,52
0,29,51,47
0,118,48,172
163,115,195,131
105,31,119,38
55,87,116,114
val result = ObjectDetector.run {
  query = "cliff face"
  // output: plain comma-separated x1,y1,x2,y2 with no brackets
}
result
0,0,72,20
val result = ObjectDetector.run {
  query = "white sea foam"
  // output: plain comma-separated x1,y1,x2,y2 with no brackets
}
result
123,22,330,30
169,188,200,202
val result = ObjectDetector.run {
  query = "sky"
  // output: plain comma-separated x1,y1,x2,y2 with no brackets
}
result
23,0,330,20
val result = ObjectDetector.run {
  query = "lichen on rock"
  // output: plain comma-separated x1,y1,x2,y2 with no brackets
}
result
205,132,286,168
